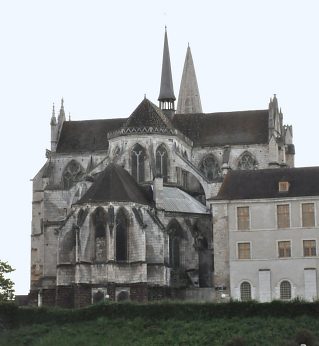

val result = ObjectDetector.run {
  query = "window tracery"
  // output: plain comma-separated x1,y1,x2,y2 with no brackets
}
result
156,144,168,182
199,155,220,182
131,144,145,183
62,160,83,189
238,152,258,170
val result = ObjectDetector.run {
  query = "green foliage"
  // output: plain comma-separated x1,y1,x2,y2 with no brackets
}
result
1,301,319,345
1,316,319,346
0,261,15,302
295,328,317,346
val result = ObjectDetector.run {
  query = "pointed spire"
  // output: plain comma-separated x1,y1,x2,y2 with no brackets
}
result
158,27,176,116
58,98,66,123
177,44,203,114
50,103,57,126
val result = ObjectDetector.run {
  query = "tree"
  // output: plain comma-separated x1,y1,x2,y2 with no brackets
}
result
0,261,15,302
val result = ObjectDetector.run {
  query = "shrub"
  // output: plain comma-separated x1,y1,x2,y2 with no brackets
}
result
295,328,317,346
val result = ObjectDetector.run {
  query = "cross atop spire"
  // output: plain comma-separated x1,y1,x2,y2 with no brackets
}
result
158,27,176,117
177,44,203,114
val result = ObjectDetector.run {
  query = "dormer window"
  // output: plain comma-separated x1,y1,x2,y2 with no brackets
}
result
279,181,290,193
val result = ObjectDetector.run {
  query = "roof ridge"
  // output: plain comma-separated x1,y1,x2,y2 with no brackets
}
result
122,98,175,131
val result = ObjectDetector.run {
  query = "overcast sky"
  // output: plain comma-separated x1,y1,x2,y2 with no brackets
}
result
1,0,318,294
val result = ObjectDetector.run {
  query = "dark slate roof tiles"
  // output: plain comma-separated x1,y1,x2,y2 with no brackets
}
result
56,118,125,153
77,163,152,205
55,105,270,153
215,167,319,200
173,110,269,146
123,98,174,130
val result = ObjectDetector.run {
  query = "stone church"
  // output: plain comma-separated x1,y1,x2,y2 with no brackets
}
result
30,29,296,308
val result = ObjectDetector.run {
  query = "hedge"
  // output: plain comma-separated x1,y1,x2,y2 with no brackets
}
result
1,300,319,329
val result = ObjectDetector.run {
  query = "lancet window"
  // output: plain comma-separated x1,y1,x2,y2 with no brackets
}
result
92,207,107,262
115,208,128,262
156,144,168,182
168,219,183,269
131,144,145,183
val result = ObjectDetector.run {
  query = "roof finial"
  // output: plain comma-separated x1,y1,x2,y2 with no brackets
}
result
165,25,167,32
144,93,146,99
69,112,71,121
188,42,190,48
52,103,55,116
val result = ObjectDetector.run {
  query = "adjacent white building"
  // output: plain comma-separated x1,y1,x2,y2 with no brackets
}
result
212,167,319,302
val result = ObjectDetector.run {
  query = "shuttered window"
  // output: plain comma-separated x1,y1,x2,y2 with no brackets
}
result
237,207,250,230
302,203,315,227
303,240,316,257
278,241,291,258
238,242,251,259
277,204,290,228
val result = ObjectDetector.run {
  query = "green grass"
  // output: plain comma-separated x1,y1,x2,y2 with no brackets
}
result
1,302,319,345
1,315,319,346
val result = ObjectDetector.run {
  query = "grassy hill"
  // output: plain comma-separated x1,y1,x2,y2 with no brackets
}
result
1,301,319,345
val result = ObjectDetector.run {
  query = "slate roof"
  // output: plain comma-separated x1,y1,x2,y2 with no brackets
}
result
55,102,270,152
172,110,269,146
215,167,319,200
56,118,125,153
162,187,209,214
158,29,176,101
77,163,152,205
122,98,174,131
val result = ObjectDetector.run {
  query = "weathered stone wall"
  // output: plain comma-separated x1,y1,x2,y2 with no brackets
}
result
212,203,230,294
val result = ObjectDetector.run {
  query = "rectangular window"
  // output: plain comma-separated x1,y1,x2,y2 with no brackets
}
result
302,203,315,227
278,241,291,258
278,181,290,192
277,204,290,228
237,207,250,230
238,242,251,259
303,240,316,257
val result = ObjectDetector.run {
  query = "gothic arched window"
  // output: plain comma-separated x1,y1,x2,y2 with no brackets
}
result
131,144,146,183
156,144,168,182
238,152,258,170
280,280,292,300
92,207,108,262
77,208,88,228
199,155,220,182
167,219,184,268
240,281,252,301
115,208,128,262
62,160,83,189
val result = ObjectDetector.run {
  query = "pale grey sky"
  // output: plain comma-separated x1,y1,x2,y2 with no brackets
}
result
1,0,318,294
